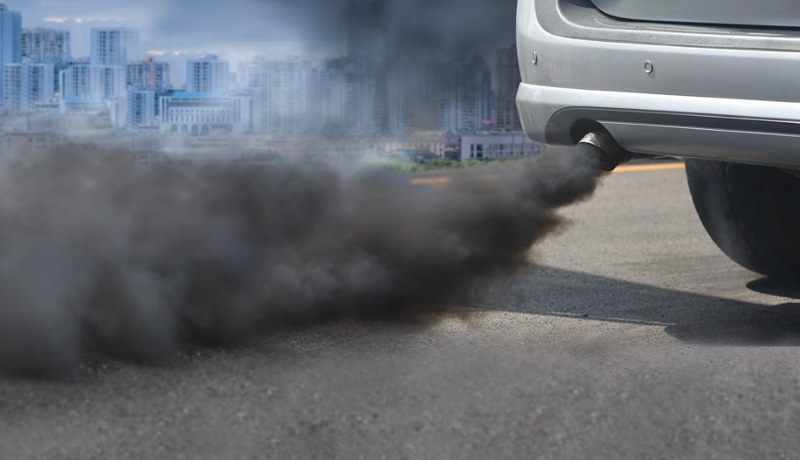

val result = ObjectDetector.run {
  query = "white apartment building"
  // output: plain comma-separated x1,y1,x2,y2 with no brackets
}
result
460,132,544,161
386,59,453,134
90,28,140,67
446,56,492,134
128,88,157,131
0,131,67,153
0,4,22,103
21,28,70,62
186,55,229,93
159,92,253,136
60,64,127,129
324,57,386,135
127,57,170,90
239,56,323,134
4,60,55,110
60,64,126,102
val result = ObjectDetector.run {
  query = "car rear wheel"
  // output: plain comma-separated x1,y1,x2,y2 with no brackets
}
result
685,159,800,278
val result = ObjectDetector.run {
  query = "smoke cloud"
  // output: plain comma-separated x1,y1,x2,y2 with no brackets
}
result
343,0,517,57
151,0,518,57
0,146,605,376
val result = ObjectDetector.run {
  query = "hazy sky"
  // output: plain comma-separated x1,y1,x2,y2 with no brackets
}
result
13,0,516,86
17,0,347,61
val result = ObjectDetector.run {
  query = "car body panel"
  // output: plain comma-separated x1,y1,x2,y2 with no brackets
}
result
592,0,800,28
518,85,800,169
516,0,800,168
537,0,800,52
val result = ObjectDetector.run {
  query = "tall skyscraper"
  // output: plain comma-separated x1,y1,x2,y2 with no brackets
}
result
4,59,55,110
128,57,170,90
185,55,229,93
22,28,71,62
495,45,522,131
90,28,140,67
0,4,22,103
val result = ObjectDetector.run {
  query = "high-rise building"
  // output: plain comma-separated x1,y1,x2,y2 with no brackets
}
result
445,55,492,134
21,28,70,96
127,57,170,90
0,4,22,103
60,64,126,101
90,28,140,67
60,64,90,100
386,58,453,134
127,88,157,131
60,63,127,128
479,65,493,125
495,45,522,131
185,55,229,93
324,57,386,135
239,56,323,134
4,59,55,110
22,28,71,62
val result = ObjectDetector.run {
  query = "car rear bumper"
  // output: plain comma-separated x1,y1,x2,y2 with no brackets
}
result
591,0,800,29
516,0,800,168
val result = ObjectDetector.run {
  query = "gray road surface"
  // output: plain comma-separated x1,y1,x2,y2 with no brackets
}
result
3,163,800,460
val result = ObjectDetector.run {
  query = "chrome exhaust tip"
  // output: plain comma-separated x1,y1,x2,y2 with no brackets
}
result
578,131,633,172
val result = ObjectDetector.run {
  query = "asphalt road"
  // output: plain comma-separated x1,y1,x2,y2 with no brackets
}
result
3,162,800,460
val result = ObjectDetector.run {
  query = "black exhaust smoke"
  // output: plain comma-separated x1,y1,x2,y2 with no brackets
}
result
0,146,608,376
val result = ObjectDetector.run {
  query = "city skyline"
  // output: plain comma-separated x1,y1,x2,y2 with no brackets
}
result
0,1,523,142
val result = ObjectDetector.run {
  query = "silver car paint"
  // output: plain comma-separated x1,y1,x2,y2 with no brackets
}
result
592,0,800,28
516,0,800,168
538,0,800,52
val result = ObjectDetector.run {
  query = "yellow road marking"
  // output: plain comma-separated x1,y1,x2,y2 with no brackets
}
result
409,177,452,186
409,162,685,186
613,162,685,174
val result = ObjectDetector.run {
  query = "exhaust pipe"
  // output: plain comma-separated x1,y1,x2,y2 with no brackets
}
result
578,131,633,172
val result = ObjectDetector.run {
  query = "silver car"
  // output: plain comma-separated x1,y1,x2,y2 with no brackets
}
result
516,0,800,278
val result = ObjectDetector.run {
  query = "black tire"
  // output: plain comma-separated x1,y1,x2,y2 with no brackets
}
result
685,159,800,278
